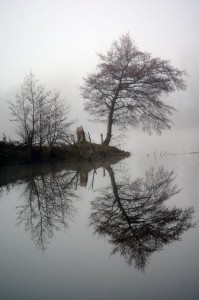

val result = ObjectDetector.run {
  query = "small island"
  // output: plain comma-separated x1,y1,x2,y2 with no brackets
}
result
0,133,130,167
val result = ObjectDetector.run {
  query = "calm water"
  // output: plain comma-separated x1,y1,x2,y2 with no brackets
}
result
0,150,198,300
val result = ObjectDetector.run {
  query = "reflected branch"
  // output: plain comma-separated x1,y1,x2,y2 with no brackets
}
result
90,166,195,271
16,169,79,251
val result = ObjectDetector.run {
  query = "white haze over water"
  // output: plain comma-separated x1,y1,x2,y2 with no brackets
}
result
0,0,199,152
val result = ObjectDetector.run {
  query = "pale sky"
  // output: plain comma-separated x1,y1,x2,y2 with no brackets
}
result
0,0,199,146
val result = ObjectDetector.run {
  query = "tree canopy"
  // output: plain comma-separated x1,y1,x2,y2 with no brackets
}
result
81,33,187,145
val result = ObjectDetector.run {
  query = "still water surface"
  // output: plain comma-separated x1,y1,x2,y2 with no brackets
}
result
0,151,198,300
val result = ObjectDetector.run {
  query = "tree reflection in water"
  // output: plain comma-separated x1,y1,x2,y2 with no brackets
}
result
90,165,195,271
16,169,79,251
0,158,122,252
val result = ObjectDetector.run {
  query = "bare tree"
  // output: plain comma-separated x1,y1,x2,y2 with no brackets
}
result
9,72,48,150
9,72,73,152
46,91,73,149
81,34,187,145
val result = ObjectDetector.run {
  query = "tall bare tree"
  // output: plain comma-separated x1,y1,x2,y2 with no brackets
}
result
81,34,187,145
9,72,48,149
9,72,73,151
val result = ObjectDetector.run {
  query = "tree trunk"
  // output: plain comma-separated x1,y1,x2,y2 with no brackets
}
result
103,108,114,145
106,166,133,232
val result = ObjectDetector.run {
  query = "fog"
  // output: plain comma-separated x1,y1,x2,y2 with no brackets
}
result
0,0,199,150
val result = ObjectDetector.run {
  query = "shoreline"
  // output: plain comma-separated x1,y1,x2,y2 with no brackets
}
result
0,140,130,167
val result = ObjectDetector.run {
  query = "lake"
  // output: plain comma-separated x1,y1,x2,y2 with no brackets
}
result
0,141,199,300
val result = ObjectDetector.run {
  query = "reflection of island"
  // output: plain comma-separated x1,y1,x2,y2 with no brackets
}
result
0,157,124,251
90,166,195,271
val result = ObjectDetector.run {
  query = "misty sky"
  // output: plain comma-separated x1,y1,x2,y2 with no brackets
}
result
0,0,199,149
